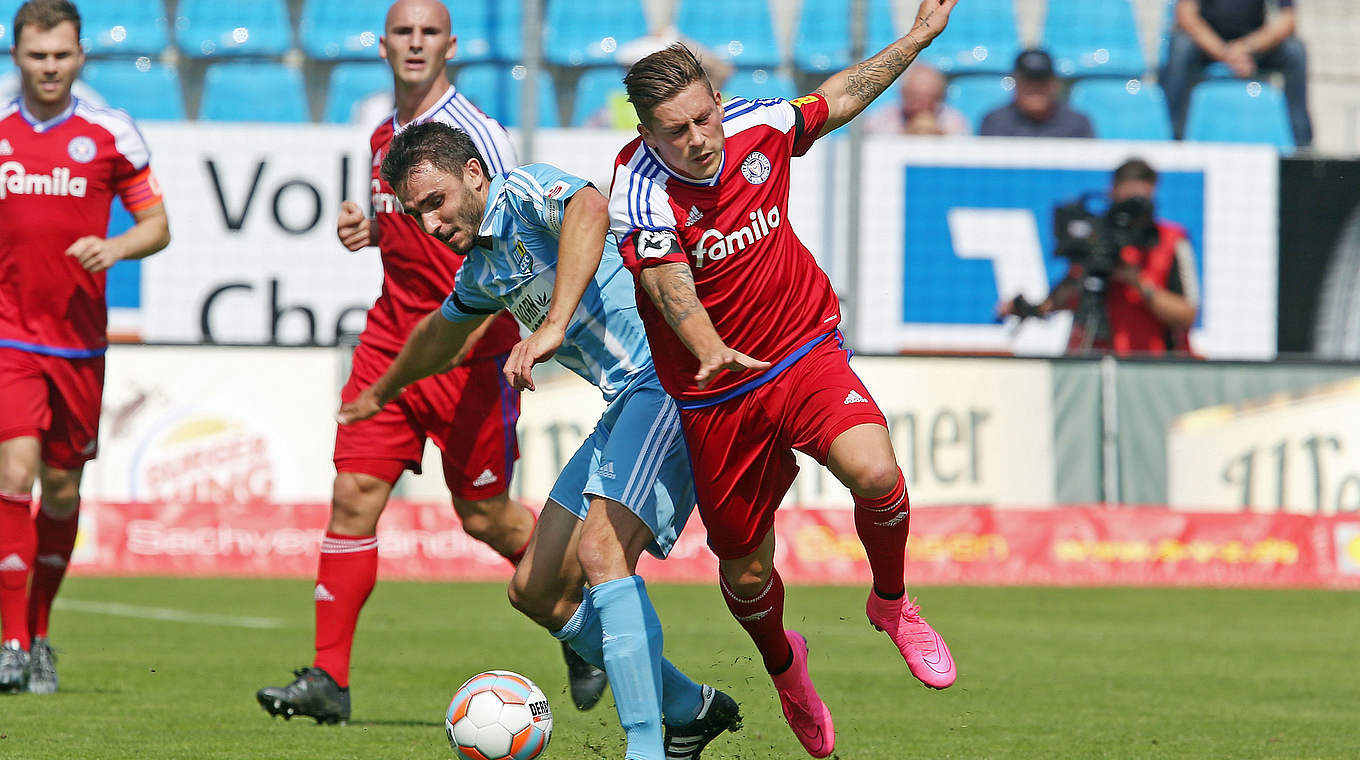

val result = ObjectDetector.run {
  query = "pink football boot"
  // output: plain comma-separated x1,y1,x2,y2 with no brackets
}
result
866,593,957,689
771,631,835,758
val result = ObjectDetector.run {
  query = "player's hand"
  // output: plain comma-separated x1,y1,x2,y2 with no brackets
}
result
504,324,565,392
694,347,771,390
336,386,385,425
337,200,372,251
910,0,960,45
65,235,123,273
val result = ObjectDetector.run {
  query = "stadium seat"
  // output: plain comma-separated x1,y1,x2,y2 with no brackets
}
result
80,59,185,120
0,0,22,50
1069,78,1172,140
299,0,384,60
945,74,1013,132
324,62,392,123
1184,79,1294,150
723,68,797,102
570,67,628,127
674,0,781,68
922,0,1021,75
543,0,647,67
792,0,897,73
80,0,170,56
175,0,292,58
200,62,308,122
455,63,559,128
1042,0,1148,78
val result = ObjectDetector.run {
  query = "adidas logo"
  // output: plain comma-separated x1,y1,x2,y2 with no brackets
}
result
844,390,868,405
36,553,68,569
595,461,616,479
684,205,703,227
0,139,12,156
472,469,497,488
314,584,336,602
0,553,28,572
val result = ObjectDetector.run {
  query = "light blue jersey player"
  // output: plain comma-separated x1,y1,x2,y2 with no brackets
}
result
339,123,741,760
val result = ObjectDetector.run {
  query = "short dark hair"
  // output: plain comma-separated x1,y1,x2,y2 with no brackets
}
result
380,122,488,192
13,0,81,45
624,42,713,122
1113,157,1157,186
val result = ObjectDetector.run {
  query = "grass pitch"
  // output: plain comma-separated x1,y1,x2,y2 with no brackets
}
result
1,578,1357,759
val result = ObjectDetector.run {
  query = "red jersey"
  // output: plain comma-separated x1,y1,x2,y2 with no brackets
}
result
609,93,839,405
0,96,162,356
361,86,520,359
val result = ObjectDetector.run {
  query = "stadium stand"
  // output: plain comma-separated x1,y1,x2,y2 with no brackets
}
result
570,66,627,127
725,67,797,101
299,0,385,60
80,0,169,56
1042,0,1148,78
945,74,1014,132
921,0,1022,75
543,0,648,67
323,61,391,124
1184,78,1294,149
199,62,308,122
81,58,185,120
1069,78,1172,140
791,0,897,74
674,0,781,69
174,0,293,58
0,0,21,49
454,62,559,127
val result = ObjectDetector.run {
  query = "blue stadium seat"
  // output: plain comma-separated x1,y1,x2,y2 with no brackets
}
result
175,0,292,58
922,0,1021,74
945,74,1013,132
792,0,897,73
81,0,170,56
1042,0,1147,78
80,59,185,120
200,62,308,122
723,68,797,102
324,62,392,123
299,0,384,60
455,63,559,127
675,0,781,68
570,67,627,127
0,0,24,50
1184,79,1293,149
1069,78,1172,140
543,0,647,67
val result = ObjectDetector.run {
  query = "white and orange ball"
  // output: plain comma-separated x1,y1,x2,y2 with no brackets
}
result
444,670,553,760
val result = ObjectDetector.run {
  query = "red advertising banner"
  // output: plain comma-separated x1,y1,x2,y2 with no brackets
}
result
71,502,1360,589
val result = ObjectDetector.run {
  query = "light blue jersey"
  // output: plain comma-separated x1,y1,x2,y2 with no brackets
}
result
442,164,653,403
439,163,692,558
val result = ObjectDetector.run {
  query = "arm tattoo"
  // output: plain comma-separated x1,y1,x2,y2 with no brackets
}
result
641,263,702,327
844,43,914,104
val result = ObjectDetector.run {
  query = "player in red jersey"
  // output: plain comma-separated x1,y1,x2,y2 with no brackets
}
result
0,0,170,695
608,2,961,756
255,0,604,724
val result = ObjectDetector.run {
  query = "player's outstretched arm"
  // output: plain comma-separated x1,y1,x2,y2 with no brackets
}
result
337,309,486,424
505,187,609,392
637,261,771,389
813,0,959,134
66,202,171,273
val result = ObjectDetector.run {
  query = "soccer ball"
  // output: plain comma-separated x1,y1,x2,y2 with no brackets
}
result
444,670,553,760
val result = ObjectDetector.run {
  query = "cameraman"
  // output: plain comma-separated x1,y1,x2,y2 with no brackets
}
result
1005,158,1200,355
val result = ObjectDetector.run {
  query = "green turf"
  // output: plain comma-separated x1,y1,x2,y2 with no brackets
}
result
1,578,1357,759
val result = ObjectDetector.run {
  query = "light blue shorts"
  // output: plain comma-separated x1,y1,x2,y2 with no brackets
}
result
547,371,695,559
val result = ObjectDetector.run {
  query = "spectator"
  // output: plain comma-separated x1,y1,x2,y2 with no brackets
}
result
979,49,1094,139
1162,0,1311,146
1002,159,1200,356
864,63,970,136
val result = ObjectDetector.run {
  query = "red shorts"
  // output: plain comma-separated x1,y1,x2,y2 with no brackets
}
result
333,342,520,501
679,334,887,560
0,347,105,470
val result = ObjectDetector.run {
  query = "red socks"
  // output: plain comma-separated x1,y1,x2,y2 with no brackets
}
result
311,532,378,687
27,503,80,640
0,492,35,647
721,569,793,674
853,469,910,599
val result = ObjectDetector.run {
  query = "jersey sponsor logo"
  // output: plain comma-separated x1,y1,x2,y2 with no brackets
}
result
684,205,703,227
371,178,401,214
67,135,97,164
740,151,771,185
0,139,12,156
0,161,88,200
789,94,820,108
691,205,781,268
508,274,553,330
636,229,677,259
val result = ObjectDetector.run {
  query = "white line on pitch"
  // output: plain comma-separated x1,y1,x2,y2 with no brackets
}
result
54,599,284,629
